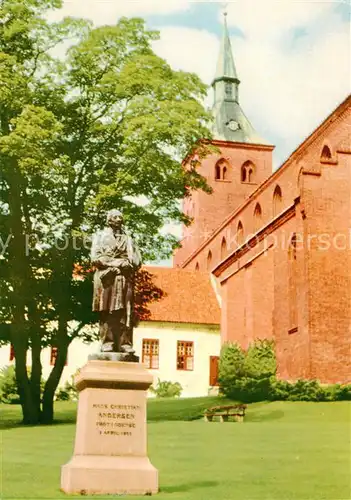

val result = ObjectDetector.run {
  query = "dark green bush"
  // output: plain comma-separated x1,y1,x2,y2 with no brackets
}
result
218,342,246,396
219,340,276,402
219,341,351,403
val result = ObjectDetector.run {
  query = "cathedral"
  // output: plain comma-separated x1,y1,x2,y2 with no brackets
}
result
173,16,351,384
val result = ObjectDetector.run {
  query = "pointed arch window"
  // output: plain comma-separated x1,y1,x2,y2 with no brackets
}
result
321,145,332,162
253,203,262,232
195,262,200,271
215,159,230,182
288,234,298,332
221,237,227,260
241,161,256,184
273,185,283,217
237,221,244,246
207,250,213,270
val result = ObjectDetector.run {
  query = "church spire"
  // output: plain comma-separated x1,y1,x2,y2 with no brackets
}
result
211,12,267,144
212,12,240,92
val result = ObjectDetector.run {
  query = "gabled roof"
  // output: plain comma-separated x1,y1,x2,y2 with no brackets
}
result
144,267,220,326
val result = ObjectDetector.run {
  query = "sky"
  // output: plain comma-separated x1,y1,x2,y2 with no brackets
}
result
48,0,350,262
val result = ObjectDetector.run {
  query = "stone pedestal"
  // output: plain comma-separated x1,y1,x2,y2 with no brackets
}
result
61,361,158,496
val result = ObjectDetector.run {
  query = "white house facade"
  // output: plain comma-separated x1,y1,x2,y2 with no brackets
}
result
0,268,221,397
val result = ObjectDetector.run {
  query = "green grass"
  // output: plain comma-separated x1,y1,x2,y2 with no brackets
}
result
0,399,350,500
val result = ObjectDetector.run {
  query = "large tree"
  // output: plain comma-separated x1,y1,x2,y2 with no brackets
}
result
0,0,212,424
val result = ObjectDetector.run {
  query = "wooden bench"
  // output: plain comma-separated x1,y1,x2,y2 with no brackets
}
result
204,404,247,423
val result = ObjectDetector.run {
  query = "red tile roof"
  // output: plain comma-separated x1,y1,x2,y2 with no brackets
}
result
143,266,221,325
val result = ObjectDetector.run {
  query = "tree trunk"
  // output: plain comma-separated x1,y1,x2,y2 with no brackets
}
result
30,328,42,418
12,334,41,425
41,338,69,424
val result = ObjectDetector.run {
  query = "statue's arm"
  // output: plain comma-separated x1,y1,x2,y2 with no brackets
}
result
90,233,113,269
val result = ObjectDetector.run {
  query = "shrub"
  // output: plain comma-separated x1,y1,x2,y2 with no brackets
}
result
55,375,78,402
334,384,351,401
219,340,351,403
149,379,182,398
219,340,276,402
244,340,276,379
0,365,20,404
218,343,246,396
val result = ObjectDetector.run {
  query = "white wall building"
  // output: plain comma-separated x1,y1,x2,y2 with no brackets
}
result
0,268,221,398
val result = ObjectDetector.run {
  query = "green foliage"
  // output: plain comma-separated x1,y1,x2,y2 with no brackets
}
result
55,379,77,402
0,365,48,404
218,342,245,396
149,379,182,399
244,339,276,379
269,379,351,402
0,365,20,404
219,341,351,403
219,340,275,402
0,0,213,423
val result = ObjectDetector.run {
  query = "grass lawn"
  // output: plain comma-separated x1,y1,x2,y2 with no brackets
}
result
0,399,350,500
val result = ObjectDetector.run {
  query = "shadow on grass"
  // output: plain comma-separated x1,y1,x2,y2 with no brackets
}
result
246,409,284,422
161,480,219,493
0,408,77,430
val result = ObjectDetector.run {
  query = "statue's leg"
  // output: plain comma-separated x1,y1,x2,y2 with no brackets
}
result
99,311,114,352
119,279,135,353
118,309,135,354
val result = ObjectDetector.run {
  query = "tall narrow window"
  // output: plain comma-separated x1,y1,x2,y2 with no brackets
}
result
288,234,298,332
215,164,221,180
254,203,262,232
223,166,227,180
273,185,283,217
50,347,68,366
241,166,247,182
207,250,213,270
142,339,159,369
237,221,244,246
177,341,194,371
195,262,200,271
221,237,227,260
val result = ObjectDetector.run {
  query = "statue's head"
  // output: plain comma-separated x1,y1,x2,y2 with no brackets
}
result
106,209,123,230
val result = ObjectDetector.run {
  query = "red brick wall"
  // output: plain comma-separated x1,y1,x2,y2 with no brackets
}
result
301,153,351,383
173,141,273,267
220,238,274,350
174,97,351,384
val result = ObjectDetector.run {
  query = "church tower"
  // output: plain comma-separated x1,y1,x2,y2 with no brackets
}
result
174,13,274,267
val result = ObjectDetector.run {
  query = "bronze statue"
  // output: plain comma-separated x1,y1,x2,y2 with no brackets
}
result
91,210,141,356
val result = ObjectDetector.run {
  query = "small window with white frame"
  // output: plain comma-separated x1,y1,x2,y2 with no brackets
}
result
142,339,159,369
177,341,194,371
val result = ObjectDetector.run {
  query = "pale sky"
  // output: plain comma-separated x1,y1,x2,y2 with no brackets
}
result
47,0,350,261
48,0,350,166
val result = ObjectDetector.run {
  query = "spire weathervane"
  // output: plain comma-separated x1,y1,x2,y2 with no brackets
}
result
222,2,229,19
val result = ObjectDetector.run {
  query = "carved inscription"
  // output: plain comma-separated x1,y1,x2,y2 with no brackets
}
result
92,403,141,437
